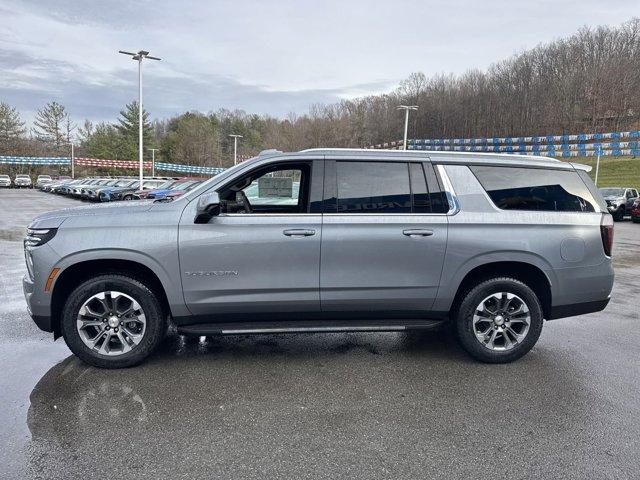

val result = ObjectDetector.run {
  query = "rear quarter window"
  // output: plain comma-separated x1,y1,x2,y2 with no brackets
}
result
470,165,599,213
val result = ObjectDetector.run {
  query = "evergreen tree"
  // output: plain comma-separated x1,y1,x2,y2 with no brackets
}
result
83,122,122,160
0,102,26,154
115,101,153,160
33,101,73,150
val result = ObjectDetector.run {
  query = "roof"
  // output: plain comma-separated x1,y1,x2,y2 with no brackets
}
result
241,147,591,172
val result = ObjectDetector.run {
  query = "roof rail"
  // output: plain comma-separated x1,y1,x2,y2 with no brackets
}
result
258,149,282,156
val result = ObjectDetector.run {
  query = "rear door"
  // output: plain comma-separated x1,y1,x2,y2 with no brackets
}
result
319,158,448,316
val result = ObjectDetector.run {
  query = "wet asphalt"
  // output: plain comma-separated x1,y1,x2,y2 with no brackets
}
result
0,189,638,479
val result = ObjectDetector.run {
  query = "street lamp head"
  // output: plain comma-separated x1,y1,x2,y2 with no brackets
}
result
397,105,419,111
229,134,243,139
119,50,161,61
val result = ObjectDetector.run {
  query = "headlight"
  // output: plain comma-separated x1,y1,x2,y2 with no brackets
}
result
24,228,57,247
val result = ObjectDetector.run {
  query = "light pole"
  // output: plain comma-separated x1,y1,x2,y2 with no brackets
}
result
64,142,75,178
148,148,158,177
229,134,243,165
397,105,418,150
119,50,161,187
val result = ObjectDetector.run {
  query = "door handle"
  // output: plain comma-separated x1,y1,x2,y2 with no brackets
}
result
283,229,316,237
403,229,434,237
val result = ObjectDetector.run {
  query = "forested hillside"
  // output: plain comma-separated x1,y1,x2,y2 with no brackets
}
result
1,18,638,169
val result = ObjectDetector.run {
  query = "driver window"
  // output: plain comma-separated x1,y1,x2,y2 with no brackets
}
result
243,169,301,207
221,163,310,214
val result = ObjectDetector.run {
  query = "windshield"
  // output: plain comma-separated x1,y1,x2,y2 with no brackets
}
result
38,175,51,179
599,188,625,196
0,175,9,179
16,175,29,178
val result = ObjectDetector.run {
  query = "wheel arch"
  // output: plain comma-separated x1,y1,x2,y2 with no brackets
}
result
50,258,173,339
449,261,553,320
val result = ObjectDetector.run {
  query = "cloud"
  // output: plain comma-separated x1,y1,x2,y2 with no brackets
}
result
0,0,637,126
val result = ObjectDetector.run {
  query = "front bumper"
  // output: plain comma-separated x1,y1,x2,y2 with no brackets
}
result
23,274,53,332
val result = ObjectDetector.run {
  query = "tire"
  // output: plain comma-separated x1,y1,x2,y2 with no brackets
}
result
123,194,134,201
613,209,625,222
453,277,543,363
61,274,166,368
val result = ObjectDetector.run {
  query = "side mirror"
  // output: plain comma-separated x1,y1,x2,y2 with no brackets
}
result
195,192,221,224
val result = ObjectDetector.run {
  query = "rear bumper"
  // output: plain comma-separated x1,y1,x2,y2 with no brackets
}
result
548,298,610,320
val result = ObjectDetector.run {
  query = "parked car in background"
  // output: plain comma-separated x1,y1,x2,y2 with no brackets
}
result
136,179,181,199
0,174,11,188
599,187,639,221
55,178,87,195
80,179,118,200
144,179,204,199
23,149,614,368
35,175,53,188
71,179,105,198
160,181,204,200
631,198,640,223
110,179,167,200
89,179,137,202
14,174,32,188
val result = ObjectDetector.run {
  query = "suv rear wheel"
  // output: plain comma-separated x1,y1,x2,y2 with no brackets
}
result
454,277,543,363
61,274,165,368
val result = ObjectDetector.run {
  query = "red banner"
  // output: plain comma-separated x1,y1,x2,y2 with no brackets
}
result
74,157,153,169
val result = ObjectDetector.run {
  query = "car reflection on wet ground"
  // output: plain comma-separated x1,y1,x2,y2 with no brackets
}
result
1,189,640,479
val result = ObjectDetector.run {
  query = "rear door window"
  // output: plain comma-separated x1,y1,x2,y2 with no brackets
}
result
336,161,411,213
470,166,598,212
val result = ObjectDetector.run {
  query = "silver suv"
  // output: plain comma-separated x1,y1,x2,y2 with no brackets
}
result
23,149,614,368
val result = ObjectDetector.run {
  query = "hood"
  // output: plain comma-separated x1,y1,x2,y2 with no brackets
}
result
29,201,155,229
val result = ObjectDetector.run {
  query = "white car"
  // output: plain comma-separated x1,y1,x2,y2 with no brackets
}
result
0,174,11,188
36,175,53,188
14,174,32,188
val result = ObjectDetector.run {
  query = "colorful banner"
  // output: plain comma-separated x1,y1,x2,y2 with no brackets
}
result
0,155,226,175
0,156,70,165
74,157,152,169
155,162,225,175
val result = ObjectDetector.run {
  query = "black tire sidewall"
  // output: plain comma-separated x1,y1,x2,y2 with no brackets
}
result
61,275,165,368
454,277,543,363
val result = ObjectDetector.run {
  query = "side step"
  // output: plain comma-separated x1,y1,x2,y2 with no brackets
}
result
176,318,445,336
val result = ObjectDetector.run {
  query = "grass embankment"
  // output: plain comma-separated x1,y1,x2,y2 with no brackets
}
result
567,156,640,188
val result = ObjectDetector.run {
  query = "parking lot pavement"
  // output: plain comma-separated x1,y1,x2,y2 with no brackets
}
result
0,189,639,479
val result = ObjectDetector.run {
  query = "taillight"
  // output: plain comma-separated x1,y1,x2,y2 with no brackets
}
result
600,214,614,257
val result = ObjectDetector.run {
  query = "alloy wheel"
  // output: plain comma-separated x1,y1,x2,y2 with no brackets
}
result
472,292,531,351
76,291,146,356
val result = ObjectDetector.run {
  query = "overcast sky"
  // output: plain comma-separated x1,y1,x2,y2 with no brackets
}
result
0,0,636,125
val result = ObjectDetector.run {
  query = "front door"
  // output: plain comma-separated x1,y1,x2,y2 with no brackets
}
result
320,159,448,316
179,160,323,319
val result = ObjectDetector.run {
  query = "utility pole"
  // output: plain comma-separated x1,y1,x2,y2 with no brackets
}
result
148,148,158,177
229,134,243,165
70,143,75,178
119,50,161,187
397,105,418,150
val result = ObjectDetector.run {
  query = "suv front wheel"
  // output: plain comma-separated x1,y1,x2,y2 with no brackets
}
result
61,274,166,368
454,277,543,363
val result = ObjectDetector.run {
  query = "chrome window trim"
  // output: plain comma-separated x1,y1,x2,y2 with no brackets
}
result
435,164,460,216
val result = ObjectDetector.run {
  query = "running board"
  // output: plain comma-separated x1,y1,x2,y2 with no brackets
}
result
176,318,445,336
